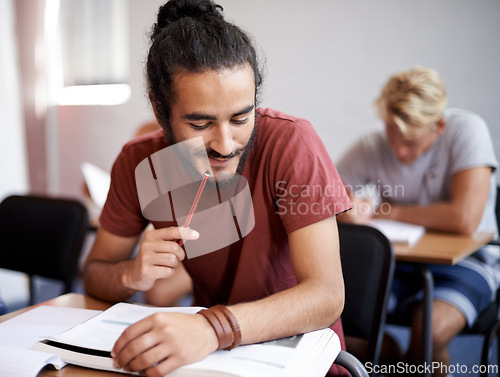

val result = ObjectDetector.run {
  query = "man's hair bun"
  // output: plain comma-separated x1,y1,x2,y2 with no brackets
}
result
146,0,263,127
152,0,223,39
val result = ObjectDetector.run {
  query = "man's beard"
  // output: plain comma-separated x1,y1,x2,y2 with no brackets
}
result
162,118,258,189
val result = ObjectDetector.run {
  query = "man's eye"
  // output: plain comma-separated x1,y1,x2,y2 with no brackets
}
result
232,117,248,125
189,122,210,130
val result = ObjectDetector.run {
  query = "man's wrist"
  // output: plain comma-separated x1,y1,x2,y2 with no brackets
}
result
120,260,141,292
197,306,242,351
196,311,222,353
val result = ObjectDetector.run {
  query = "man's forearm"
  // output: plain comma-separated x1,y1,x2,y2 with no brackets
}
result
380,202,479,235
229,278,343,345
83,259,138,302
377,167,491,235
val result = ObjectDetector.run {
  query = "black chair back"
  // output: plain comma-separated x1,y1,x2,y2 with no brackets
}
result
463,184,500,376
0,195,89,305
495,185,500,235
338,223,395,373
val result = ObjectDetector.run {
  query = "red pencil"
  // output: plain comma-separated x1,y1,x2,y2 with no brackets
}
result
178,170,210,246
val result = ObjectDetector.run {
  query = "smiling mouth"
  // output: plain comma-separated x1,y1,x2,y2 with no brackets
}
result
209,156,235,168
207,148,244,164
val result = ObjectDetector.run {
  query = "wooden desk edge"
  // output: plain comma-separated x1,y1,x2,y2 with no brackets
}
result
0,293,112,323
393,231,495,265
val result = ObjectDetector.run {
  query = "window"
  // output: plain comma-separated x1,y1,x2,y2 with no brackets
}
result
55,0,130,105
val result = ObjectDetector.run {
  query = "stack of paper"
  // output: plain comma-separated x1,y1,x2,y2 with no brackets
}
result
371,219,425,245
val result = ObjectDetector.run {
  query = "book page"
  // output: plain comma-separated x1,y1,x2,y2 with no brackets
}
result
0,345,64,377
0,306,100,377
46,303,202,351
371,219,425,245
183,329,340,377
0,305,100,349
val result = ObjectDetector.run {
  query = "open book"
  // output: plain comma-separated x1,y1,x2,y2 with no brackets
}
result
0,305,101,377
371,219,425,245
30,302,340,377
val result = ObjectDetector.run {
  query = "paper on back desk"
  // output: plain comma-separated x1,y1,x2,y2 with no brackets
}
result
371,218,425,245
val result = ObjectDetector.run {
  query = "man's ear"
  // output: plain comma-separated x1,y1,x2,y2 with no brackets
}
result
435,117,446,135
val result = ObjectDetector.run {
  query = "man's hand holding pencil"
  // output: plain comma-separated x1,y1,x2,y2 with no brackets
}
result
123,171,210,292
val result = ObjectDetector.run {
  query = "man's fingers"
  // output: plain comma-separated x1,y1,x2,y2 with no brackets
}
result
112,315,182,374
126,344,180,375
178,227,200,243
152,253,180,273
143,227,200,261
112,320,153,368
145,354,185,377
151,227,200,242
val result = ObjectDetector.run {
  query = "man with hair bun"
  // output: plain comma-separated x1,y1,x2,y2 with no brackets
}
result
338,66,499,376
83,0,351,376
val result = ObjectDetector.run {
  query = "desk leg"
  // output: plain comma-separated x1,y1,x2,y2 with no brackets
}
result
417,265,433,377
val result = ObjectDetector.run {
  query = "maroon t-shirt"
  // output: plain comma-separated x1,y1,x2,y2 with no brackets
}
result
100,108,351,375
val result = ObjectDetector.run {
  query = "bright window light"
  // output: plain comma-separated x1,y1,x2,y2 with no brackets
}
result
54,0,130,106
57,84,131,106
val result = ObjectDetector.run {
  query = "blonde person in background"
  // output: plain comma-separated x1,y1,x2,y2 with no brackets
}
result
337,66,499,376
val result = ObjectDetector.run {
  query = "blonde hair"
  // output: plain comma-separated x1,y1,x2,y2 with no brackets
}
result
375,66,447,137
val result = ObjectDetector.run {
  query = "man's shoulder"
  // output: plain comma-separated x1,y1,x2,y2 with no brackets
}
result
443,108,490,142
444,107,483,121
258,107,305,121
444,108,488,131
256,107,322,148
257,108,312,131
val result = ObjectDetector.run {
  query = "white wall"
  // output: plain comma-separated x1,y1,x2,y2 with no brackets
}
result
56,0,500,198
0,0,29,200
56,0,160,198
0,0,30,311
219,0,500,162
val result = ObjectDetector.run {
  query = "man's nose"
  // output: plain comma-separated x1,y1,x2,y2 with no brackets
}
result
395,144,410,160
209,123,235,157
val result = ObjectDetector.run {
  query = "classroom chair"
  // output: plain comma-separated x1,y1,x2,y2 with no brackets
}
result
460,287,500,377
387,185,500,377
335,350,370,377
0,194,89,306
338,222,395,376
458,185,500,376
